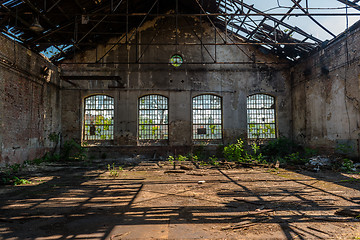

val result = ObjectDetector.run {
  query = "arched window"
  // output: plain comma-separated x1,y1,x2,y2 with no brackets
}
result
192,94,222,140
83,95,114,140
247,94,276,139
138,95,168,140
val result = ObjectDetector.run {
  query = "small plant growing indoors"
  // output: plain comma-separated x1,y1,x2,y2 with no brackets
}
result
108,163,123,177
167,155,188,169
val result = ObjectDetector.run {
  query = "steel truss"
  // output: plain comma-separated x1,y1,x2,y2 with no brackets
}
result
1,0,359,63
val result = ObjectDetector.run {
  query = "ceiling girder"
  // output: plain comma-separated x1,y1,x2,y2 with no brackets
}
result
228,0,323,44
337,0,360,11
3,0,351,63
290,0,336,38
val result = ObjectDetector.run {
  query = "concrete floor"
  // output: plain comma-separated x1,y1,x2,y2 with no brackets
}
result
1,160,360,239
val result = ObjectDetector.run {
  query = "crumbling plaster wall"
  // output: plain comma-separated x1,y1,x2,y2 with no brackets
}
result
60,17,291,154
291,25,360,157
0,34,62,165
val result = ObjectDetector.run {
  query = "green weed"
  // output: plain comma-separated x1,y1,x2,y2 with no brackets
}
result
209,155,219,166
223,138,250,163
341,158,355,172
12,176,32,185
108,163,123,177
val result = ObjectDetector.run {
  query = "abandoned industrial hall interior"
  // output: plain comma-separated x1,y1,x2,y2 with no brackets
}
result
1,0,360,239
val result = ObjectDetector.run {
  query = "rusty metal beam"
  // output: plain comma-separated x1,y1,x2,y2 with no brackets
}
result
290,0,336,38
273,0,302,30
60,61,289,65
16,12,360,17
230,0,323,44
194,0,227,43
48,0,71,21
236,8,251,34
34,41,317,46
95,0,159,63
27,1,114,44
0,3,31,27
183,17,216,62
337,0,360,11
46,0,62,13
247,17,267,41
77,0,124,44
28,21,75,43
20,0,56,27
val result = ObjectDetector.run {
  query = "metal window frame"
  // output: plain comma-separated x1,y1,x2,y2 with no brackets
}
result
83,94,114,141
138,94,169,140
192,94,223,141
247,93,277,140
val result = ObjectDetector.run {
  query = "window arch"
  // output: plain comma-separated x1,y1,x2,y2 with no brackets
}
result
83,95,114,140
138,94,168,140
247,94,276,139
192,94,222,140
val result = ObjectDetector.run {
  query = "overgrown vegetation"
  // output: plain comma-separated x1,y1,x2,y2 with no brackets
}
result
170,137,359,173
223,138,249,162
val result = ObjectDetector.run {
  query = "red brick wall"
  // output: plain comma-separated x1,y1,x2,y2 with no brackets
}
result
0,35,61,165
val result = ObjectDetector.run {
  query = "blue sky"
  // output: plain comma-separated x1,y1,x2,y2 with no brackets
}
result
250,0,360,41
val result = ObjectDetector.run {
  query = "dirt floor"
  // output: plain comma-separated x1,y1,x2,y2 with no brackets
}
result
1,158,360,240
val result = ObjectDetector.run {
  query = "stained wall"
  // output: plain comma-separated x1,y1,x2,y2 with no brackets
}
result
291,22,360,158
60,17,292,156
0,34,62,165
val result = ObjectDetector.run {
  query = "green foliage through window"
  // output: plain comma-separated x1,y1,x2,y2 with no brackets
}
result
193,94,222,140
138,95,168,140
247,94,276,139
84,95,114,140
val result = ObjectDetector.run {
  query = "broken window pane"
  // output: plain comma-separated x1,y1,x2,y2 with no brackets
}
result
247,94,276,139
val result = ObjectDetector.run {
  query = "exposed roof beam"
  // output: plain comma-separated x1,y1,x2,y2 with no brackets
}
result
290,0,336,38
74,0,86,13
273,0,302,30
337,0,360,11
9,12,360,17
46,0,62,13
28,21,75,43
0,29,25,43
247,17,267,41
0,3,32,27
194,0,227,43
48,0,71,21
76,0,125,44
95,0,159,63
230,0,323,44
20,0,56,27
236,8,251,34
27,1,114,44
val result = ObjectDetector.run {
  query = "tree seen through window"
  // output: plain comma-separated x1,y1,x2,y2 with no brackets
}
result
138,95,168,140
84,95,114,140
192,94,222,140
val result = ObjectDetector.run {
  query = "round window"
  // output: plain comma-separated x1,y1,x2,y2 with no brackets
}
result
170,54,183,67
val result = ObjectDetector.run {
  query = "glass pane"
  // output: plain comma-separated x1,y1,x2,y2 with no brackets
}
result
247,94,276,139
83,95,114,141
138,95,169,140
192,95,222,140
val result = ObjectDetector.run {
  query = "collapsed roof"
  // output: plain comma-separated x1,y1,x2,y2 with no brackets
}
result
1,0,359,63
